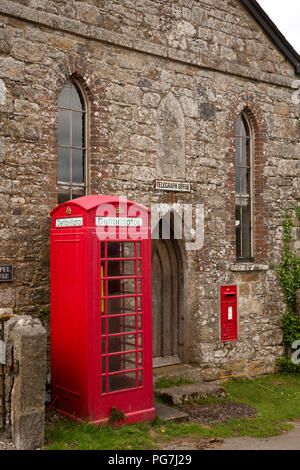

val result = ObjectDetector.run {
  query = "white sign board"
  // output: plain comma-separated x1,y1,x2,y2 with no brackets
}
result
55,217,83,228
96,217,143,227
0,340,5,364
155,180,191,192
227,306,233,320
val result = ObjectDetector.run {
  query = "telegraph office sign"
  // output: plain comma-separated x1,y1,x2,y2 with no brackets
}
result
0,265,13,282
155,180,191,192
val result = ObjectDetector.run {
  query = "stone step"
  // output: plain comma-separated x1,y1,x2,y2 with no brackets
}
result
154,402,189,423
155,382,227,406
153,363,203,385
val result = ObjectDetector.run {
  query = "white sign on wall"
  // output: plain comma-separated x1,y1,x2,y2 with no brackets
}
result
155,180,191,192
0,340,5,364
96,217,143,227
55,217,83,228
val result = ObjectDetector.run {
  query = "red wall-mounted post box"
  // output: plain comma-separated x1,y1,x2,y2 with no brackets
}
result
50,195,156,425
220,285,238,342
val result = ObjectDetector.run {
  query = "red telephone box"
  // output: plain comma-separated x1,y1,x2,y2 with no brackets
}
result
50,195,156,425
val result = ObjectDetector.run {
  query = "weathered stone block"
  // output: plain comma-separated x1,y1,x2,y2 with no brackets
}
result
200,102,215,121
8,316,47,450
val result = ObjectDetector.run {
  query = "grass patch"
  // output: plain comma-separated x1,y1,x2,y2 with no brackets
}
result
44,373,300,450
45,419,161,451
154,376,195,389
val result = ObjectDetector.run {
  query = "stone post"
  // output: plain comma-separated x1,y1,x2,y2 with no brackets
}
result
6,316,47,450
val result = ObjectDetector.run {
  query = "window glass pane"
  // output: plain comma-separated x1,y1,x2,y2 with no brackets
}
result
108,278,137,296
108,372,136,392
235,140,241,169
241,200,251,259
71,83,84,110
101,375,107,393
58,190,71,205
58,110,70,146
107,260,136,277
240,118,247,138
235,203,241,259
246,137,251,166
240,137,247,167
240,166,247,195
58,147,70,182
108,297,136,315
58,82,71,108
242,115,250,138
235,115,241,136
72,149,84,184
235,166,241,194
138,371,143,387
108,334,136,354
107,242,135,258
235,112,252,260
72,111,84,148
58,80,86,203
71,187,85,198
107,315,137,334
138,351,142,367
108,352,136,372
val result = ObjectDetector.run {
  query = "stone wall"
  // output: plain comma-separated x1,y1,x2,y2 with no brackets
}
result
0,0,299,377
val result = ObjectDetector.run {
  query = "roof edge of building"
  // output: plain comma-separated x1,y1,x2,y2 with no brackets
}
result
241,0,300,75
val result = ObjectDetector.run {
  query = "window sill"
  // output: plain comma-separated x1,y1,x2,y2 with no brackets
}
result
230,263,269,272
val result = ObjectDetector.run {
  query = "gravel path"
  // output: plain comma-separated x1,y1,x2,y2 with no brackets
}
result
183,401,257,424
0,433,15,450
211,420,300,450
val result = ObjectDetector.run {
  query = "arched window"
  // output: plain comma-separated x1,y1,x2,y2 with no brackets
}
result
57,79,87,203
235,112,253,260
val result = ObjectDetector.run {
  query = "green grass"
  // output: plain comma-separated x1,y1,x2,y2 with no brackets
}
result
44,373,300,450
45,419,160,451
154,376,195,389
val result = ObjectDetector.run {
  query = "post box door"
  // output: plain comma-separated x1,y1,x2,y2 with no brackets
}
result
220,285,238,342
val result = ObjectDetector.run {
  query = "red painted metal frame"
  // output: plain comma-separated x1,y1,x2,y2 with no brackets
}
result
50,195,156,425
220,285,238,342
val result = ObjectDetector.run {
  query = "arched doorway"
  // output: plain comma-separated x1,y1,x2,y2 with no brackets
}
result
151,219,183,367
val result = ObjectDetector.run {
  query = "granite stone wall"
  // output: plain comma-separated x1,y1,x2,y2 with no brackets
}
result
0,0,299,378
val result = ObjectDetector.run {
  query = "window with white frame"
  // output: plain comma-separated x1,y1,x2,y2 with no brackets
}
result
235,112,253,260
57,79,87,204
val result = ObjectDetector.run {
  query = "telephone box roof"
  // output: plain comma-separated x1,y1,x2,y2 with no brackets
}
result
50,194,150,216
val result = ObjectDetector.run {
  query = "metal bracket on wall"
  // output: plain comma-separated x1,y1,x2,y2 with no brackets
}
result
5,360,19,376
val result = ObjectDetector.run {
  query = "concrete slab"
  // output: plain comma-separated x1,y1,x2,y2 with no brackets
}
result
211,421,300,451
153,364,203,385
155,382,227,406
154,402,189,423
